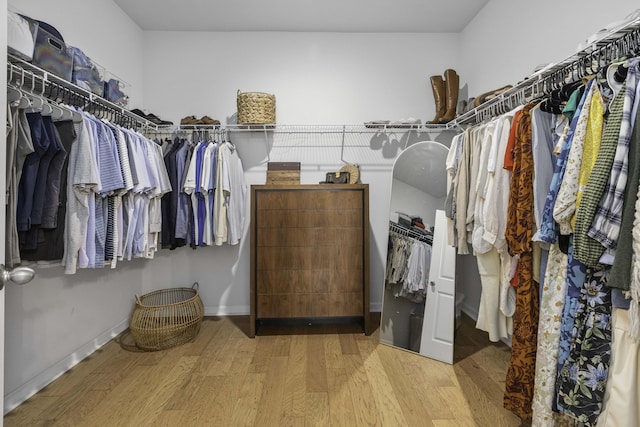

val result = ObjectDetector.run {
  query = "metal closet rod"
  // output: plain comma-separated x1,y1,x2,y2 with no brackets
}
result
225,124,451,133
6,56,157,130
141,123,454,136
389,221,433,244
449,16,640,128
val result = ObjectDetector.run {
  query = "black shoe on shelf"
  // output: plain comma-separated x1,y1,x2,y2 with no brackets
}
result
129,109,173,125
146,113,173,125
130,108,147,118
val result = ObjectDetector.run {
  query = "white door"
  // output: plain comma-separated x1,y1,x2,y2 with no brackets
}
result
419,209,456,364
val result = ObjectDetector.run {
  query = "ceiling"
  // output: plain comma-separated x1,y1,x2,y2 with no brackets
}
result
114,0,489,33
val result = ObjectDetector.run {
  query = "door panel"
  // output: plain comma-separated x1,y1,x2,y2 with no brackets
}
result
420,210,456,364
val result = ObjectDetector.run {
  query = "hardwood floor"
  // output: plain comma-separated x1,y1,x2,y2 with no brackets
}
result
4,314,523,426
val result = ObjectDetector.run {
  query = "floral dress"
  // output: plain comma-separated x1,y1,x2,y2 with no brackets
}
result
532,243,568,426
556,266,612,426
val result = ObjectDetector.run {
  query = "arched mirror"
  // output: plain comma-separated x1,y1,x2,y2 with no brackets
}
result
380,141,457,364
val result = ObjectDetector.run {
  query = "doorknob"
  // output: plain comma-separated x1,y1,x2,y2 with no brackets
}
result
0,264,36,289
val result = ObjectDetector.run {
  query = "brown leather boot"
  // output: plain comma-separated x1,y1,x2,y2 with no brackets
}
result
427,75,446,124
440,69,459,123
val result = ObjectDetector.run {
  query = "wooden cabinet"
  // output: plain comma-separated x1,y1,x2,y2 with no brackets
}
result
249,184,370,337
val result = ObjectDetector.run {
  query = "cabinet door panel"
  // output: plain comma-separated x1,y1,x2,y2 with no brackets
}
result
256,209,363,229
257,268,363,296
257,246,363,271
257,190,362,210
257,227,362,247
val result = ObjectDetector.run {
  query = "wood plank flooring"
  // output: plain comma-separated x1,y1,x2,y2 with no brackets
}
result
4,314,523,426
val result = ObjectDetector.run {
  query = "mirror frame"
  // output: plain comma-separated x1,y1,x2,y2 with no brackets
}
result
379,140,456,363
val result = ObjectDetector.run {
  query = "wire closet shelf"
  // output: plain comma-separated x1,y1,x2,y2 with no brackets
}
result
389,221,433,245
6,54,157,130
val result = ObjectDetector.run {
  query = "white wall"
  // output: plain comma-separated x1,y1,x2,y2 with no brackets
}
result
7,0,145,106
141,31,460,125
390,179,445,227
459,0,639,98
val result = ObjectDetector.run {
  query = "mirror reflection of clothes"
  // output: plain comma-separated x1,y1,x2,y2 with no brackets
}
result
386,233,432,303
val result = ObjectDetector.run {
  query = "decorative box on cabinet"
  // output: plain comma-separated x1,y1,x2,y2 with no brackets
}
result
249,184,371,337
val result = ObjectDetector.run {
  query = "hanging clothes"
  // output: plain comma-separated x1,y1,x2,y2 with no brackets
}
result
171,136,247,249
608,85,640,290
573,81,627,266
20,120,74,261
503,102,540,421
161,137,187,250
471,118,514,342
454,128,472,254
446,51,640,426
553,79,598,236
616,79,640,343
589,59,640,257
537,86,584,246
62,116,97,273
386,230,432,303
556,266,612,426
445,132,463,247
52,110,172,274
5,104,35,267
532,243,569,426
597,308,640,427
224,142,247,246
531,77,585,426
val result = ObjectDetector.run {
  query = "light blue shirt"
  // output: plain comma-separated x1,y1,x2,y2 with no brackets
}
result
531,104,563,244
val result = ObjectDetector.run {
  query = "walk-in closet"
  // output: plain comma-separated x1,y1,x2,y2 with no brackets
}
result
3,0,640,426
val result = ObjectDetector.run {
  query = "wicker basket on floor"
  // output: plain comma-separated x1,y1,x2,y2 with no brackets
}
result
129,283,204,351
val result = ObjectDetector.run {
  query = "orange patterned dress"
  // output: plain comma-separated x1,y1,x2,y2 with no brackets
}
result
504,102,540,420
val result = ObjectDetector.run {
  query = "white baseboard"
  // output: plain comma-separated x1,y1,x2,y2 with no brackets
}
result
3,318,129,415
204,305,249,316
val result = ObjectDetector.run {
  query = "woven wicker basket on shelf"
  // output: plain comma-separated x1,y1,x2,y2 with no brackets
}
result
237,90,276,124
129,283,204,351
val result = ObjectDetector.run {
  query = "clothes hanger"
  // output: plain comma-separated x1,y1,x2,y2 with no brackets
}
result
59,94,84,124
36,81,56,116
22,91,45,113
7,85,24,104
19,69,41,113
60,103,82,123
36,81,55,116
51,103,65,120
6,66,25,105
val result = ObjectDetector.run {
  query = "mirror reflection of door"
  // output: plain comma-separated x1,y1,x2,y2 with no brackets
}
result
380,141,457,363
